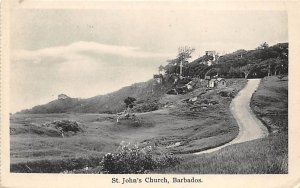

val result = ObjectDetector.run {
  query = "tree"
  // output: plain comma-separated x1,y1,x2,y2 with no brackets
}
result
164,46,195,76
124,97,136,109
256,42,269,50
274,58,288,75
177,46,195,63
158,65,165,74
204,68,220,77
240,64,254,78
228,67,243,78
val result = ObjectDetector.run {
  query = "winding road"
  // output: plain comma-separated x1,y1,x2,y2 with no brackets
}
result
194,79,268,155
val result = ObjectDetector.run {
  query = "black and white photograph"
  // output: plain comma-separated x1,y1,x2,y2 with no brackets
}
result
1,1,299,188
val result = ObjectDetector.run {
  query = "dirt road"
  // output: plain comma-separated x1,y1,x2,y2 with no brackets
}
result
195,79,268,155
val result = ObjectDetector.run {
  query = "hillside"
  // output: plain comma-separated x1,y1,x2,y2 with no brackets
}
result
18,79,170,114
166,42,288,79
10,78,247,172
160,76,288,174
18,42,288,114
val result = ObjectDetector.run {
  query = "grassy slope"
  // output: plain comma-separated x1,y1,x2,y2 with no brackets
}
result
160,76,288,174
10,79,246,173
251,76,288,133
18,79,169,114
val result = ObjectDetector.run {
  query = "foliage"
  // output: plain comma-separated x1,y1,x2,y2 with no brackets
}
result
239,64,255,78
100,142,180,174
177,46,195,62
44,120,83,133
161,42,288,79
124,97,137,109
164,46,195,75
133,101,160,113
256,42,269,50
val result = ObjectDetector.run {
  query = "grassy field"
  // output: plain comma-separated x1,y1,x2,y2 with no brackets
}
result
10,79,247,173
251,76,288,133
160,76,288,174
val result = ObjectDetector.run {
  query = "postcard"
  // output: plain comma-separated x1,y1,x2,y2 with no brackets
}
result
1,0,300,188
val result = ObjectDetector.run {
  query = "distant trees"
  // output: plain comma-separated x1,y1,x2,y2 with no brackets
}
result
256,42,269,50
183,63,209,78
208,42,287,78
158,42,288,80
254,57,288,77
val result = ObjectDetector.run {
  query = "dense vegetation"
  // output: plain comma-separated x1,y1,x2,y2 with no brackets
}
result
99,142,179,174
163,42,288,79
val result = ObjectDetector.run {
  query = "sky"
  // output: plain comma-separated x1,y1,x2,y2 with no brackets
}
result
10,8,288,113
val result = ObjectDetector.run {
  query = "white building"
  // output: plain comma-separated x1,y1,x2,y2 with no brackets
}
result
58,94,69,100
208,78,227,88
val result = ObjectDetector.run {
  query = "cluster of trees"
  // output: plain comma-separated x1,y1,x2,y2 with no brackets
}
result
124,42,288,113
124,97,136,109
160,42,288,79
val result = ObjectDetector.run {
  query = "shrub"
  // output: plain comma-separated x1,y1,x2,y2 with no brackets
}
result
100,142,179,174
133,102,159,112
43,120,83,133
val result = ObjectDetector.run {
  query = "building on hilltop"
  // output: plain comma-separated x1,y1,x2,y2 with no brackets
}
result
205,51,218,66
205,51,216,59
197,50,219,66
58,94,69,100
205,75,211,80
153,74,164,84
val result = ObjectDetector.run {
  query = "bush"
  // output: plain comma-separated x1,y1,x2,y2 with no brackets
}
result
218,90,235,98
133,102,159,112
43,120,83,133
100,142,179,174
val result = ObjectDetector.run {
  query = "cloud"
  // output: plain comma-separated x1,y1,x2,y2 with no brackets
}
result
10,41,172,113
10,41,172,85
12,41,172,63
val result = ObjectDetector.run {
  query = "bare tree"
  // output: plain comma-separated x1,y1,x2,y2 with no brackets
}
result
158,65,164,74
177,46,195,63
